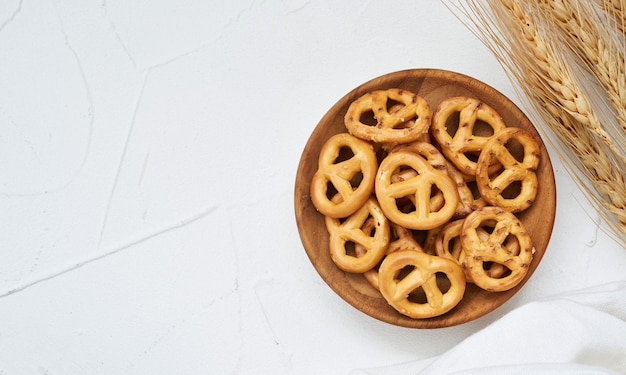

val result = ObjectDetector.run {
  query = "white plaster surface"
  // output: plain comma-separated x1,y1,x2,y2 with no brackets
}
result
0,0,624,374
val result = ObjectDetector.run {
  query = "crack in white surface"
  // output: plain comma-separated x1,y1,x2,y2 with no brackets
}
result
100,1,137,69
52,0,95,188
254,280,295,370
97,69,150,247
0,204,218,299
0,0,22,34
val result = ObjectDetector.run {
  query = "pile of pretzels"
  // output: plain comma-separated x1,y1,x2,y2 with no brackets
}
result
310,88,540,319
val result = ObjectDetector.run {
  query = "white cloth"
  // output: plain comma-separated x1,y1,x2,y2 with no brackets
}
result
351,281,626,375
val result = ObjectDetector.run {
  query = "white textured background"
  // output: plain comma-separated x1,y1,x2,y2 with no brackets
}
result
0,0,624,374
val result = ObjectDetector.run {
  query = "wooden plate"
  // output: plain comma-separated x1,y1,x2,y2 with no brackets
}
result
294,69,556,328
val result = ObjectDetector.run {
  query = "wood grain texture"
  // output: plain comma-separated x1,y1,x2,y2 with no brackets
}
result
294,69,556,328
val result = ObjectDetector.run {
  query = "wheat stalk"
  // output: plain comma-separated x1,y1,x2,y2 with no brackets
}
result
445,0,626,246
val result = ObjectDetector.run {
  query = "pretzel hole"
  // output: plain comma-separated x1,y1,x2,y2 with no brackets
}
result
503,235,521,255
335,146,355,164
396,197,416,213
325,182,339,201
412,229,429,247
501,180,522,199
443,112,460,137
408,286,428,304
396,264,415,280
473,119,496,137
464,151,481,163
344,241,357,257
467,180,482,200
504,137,525,162
358,109,378,126
350,171,364,188
478,222,497,235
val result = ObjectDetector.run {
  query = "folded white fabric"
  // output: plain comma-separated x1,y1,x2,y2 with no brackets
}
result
351,281,626,375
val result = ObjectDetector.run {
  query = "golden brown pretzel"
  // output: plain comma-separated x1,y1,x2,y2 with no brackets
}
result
476,127,541,212
375,151,459,230
325,196,390,273
434,219,510,282
344,89,431,144
460,206,534,292
431,96,506,175
310,133,377,218
378,249,466,319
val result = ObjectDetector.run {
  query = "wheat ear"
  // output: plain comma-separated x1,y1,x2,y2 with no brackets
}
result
446,0,626,244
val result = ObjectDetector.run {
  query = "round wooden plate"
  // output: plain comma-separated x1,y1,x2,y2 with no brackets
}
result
294,69,556,328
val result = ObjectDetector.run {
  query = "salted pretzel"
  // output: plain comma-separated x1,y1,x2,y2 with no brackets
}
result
434,218,516,281
310,133,378,218
325,196,390,273
460,206,534,292
355,221,423,289
344,89,431,144
431,96,506,176
375,151,459,230
476,127,540,212
378,249,466,319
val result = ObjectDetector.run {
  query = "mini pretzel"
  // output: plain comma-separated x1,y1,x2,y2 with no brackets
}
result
311,133,377,218
476,127,540,212
431,97,506,175
325,196,390,273
356,222,423,289
378,249,466,319
434,219,512,281
344,89,431,144
461,206,534,292
375,151,459,230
